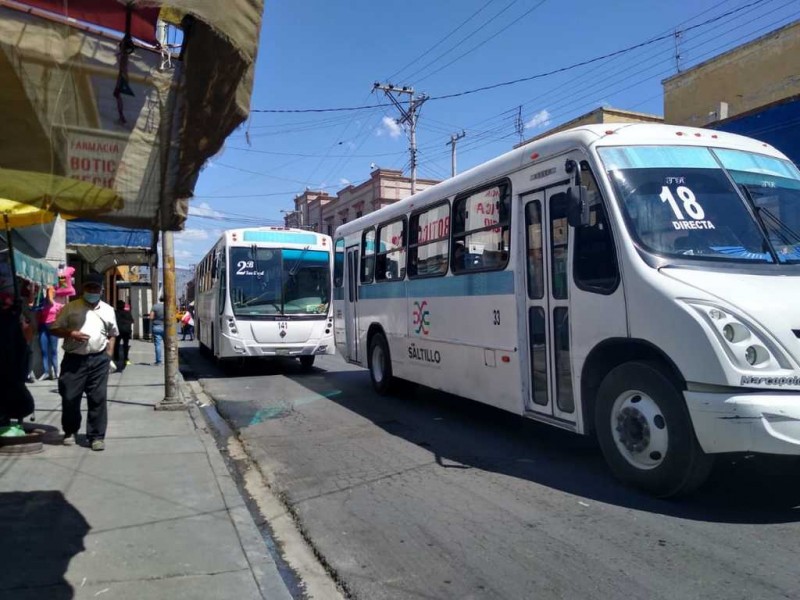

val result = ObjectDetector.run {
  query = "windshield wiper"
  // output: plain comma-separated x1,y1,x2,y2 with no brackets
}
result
757,205,800,245
288,245,310,277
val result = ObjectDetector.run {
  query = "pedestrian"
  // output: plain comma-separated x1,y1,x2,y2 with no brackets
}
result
181,310,194,341
149,296,165,365
51,273,119,451
37,285,63,380
0,265,34,430
20,281,36,383
114,299,133,371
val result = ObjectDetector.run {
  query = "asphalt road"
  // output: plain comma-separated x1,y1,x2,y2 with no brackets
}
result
181,346,800,600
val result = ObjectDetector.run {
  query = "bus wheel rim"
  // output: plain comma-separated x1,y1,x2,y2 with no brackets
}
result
610,390,668,470
372,345,384,382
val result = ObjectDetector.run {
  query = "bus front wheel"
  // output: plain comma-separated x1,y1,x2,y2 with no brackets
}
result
368,332,394,395
595,361,714,498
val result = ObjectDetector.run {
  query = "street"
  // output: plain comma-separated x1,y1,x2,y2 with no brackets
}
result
181,346,800,600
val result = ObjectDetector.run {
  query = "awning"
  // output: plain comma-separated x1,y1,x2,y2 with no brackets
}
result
17,0,160,44
0,245,58,288
67,219,154,273
13,248,58,287
0,0,263,231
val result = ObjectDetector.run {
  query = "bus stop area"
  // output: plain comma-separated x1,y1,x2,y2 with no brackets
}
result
0,339,294,599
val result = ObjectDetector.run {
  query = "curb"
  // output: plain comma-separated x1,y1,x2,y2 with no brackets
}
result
179,374,299,600
178,356,347,600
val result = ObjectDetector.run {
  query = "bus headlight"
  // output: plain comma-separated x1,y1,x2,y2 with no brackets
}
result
227,317,238,335
683,300,790,371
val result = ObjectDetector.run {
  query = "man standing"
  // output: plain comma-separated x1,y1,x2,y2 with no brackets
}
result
114,300,133,371
51,273,118,451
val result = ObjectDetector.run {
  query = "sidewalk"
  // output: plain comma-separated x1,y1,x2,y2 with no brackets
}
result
0,340,293,600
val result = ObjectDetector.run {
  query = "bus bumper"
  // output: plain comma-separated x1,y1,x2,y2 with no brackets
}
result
221,334,334,357
685,391,800,455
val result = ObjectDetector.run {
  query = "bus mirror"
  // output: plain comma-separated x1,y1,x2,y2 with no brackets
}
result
567,186,590,228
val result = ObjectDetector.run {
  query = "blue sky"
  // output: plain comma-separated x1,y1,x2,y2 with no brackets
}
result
174,0,800,266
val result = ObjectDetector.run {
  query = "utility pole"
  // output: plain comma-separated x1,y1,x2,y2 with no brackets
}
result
515,105,524,145
673,29,682,73
156,230,183,410
373,83,428,194
446,130,466,177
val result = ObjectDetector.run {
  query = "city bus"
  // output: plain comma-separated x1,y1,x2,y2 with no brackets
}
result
333,123,800,496
195,227,335,368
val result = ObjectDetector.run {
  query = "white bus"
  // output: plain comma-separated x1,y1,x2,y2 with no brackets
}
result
333,123,800,496
195,227,335,368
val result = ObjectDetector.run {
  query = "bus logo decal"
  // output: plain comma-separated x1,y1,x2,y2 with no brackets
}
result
412,300,431,336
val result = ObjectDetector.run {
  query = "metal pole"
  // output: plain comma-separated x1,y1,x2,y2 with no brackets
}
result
410,112,417,195
447,131,466,178
157,229,183,409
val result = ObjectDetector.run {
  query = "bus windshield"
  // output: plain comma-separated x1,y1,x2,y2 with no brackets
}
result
229,247,330,317
599,146,775,263
713,148,800,263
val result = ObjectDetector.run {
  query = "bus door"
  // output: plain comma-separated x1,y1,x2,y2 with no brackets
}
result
344,246,360,362
521,187,576,424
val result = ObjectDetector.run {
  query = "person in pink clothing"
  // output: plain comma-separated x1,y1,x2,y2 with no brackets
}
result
37,286,63,380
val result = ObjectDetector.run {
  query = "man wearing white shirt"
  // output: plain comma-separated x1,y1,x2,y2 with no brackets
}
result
51,273,119,451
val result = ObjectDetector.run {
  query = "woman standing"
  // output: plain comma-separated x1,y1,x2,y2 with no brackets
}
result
37,285,62,380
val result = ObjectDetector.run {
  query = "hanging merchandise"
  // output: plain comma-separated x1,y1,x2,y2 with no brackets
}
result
56,265,76,300
113,4,136,124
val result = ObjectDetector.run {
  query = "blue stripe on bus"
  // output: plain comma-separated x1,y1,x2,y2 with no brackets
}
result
355,270,514,300
243,231,318,244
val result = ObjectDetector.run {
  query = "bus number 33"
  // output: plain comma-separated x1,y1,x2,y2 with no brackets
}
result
493,310,501,325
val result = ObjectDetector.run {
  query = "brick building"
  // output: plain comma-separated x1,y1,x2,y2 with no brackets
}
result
285,168,440,235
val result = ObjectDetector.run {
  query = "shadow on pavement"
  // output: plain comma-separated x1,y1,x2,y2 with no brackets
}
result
179,345,318,382
0,491,89,599
181,345,800,525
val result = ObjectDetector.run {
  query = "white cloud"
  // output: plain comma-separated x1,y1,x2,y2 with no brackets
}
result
175,228,210,242
189,201,224,218
339,178,352,186
377,116,403,139
525,109,551,130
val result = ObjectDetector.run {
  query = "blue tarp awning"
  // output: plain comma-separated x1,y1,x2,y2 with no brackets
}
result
66,220,151,248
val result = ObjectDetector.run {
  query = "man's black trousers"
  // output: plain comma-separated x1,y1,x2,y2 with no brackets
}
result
59,352,110,441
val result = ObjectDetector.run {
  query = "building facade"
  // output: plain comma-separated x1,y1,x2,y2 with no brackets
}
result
286,169,440,235
663,21,800,163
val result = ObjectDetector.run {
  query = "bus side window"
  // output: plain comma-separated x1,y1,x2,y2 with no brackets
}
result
452,181,511,274
375,219,406,282
217,246,227,314
574,163,620,294
409,201,450,278
334,238,344,287
361,229,375,283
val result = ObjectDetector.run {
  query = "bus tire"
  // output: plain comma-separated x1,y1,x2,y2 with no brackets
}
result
595,360,714,498
368,332,394,395
299,355,315,370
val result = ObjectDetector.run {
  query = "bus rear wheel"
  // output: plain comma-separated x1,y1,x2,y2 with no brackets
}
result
595,361,714,498
368,332,394,395
299,355,315,370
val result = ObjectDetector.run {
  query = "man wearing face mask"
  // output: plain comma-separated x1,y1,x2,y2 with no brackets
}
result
51,273,119,451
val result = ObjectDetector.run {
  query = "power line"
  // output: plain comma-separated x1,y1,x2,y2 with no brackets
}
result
415,0,550,85
244,0,767,116
385,0,501,82
415,0,789,163
427,0,769,102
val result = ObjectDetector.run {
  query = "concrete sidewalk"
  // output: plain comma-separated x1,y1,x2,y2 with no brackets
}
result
0,340,294,600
